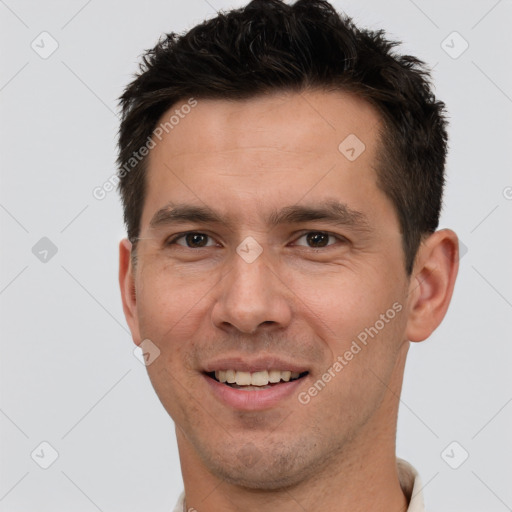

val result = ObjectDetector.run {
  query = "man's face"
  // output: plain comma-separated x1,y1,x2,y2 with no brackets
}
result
122,90,414,488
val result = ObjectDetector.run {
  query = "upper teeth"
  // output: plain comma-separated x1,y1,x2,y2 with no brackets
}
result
215,370,301,386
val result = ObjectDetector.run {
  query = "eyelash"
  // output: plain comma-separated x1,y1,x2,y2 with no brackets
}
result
165,231,347,249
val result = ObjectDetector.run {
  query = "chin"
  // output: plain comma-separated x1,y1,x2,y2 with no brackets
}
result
214,463,304,491
201,440,320,491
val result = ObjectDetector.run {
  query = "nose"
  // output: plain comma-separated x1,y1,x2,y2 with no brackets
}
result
211,249,293,334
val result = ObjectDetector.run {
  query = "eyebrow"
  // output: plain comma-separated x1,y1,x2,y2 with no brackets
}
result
267,200,370,231
149,203,226,229
149,200,371,232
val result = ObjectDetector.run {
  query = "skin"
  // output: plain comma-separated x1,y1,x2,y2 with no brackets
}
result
119,89,459,512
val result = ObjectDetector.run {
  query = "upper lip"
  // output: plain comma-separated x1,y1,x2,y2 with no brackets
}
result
203,356,309,373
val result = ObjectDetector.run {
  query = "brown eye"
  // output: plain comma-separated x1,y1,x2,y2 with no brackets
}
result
169,232,216,248
185,233,208,247
295,231,338,248
306,232,329,247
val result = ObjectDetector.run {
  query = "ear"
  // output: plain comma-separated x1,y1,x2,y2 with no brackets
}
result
119,238,141,345
405,229,459,342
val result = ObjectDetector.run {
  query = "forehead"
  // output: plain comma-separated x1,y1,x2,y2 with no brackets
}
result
142,89,389,230
151,89,381,158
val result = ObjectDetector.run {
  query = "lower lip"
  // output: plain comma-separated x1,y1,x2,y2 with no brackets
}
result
203,374,306,411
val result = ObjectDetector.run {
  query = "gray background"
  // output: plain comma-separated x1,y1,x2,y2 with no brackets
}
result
1,0,511,510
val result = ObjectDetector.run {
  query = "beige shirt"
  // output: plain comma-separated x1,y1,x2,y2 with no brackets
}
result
172,458,425,512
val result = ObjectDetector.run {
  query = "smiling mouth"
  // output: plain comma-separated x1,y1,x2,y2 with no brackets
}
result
206,369,309,390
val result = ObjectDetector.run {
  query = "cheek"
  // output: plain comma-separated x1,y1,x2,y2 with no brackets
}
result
135,262,218,350
134,265,217,421
291,263,407,374
290,268,396,333
296,289,406,437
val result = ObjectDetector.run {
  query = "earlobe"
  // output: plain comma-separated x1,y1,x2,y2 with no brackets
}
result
119,238,141,345
405,229,459,342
